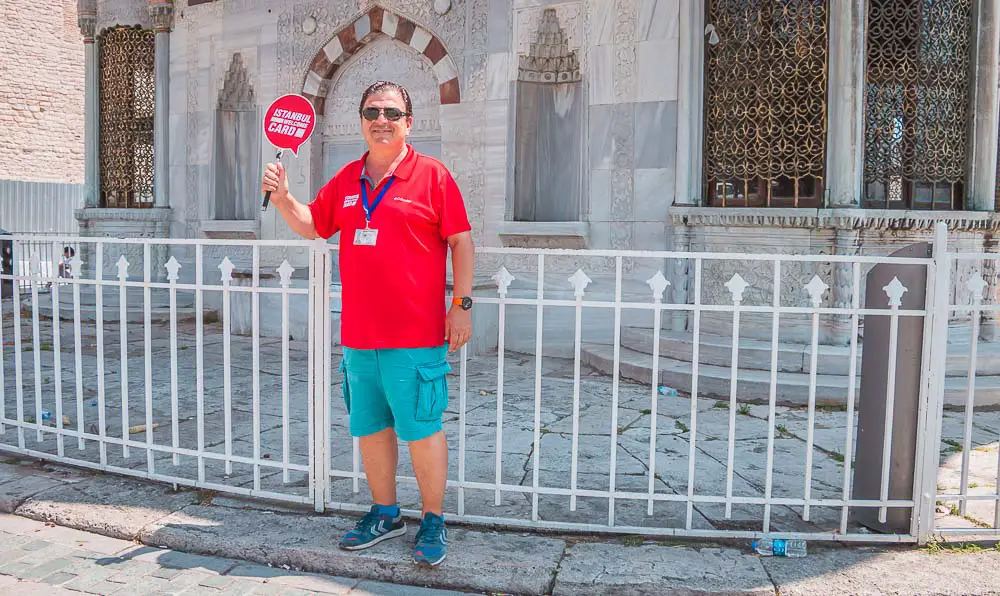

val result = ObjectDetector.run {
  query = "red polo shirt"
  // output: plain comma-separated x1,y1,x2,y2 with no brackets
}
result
308,145,472,350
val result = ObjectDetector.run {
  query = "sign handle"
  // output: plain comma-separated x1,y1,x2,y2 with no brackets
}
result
261,149,284,212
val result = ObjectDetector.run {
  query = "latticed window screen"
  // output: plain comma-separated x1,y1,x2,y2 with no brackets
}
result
863,0,972,210
703,1,829,208
99,26,155,209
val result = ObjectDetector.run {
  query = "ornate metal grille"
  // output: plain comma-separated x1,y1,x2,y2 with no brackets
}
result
863,0,972,210
703,1,829,208
99,26,155,209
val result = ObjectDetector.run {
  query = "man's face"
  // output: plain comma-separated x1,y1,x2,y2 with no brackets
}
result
360,90,411,150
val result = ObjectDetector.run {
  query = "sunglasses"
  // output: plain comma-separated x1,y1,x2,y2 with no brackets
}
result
361,107,410,121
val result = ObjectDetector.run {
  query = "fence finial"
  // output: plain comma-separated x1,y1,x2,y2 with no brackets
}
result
116,255,129,281
883,276,907,307
493,266,514,298
804,275,829,308
965,274,987,302
725,273,748,304
277,260,295,288
568,269,592,299
165,256,181,283
218,257,235,284
646,270,670,301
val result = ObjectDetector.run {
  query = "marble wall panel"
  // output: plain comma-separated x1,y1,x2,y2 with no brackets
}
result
633,168,673,221
588,44,615,105
589,103,614,169
634,100,677,169
636,39,677,101
638,0,678,41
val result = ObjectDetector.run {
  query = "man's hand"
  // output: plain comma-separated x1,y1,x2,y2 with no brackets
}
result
261,162,290,207
445,305,472,352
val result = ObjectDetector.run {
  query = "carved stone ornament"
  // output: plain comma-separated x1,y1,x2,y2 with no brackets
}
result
148,0,174,33
218,53,256,111
517,8,581,83
669,207,1000,233
78,0,98,41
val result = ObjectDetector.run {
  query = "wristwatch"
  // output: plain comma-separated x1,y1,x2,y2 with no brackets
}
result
452,296,473,311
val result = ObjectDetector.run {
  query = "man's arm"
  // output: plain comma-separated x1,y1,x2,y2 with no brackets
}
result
261,162,321,239
448,231,474,297
445,231,474,351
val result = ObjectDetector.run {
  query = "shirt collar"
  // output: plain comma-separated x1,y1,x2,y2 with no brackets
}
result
359,144,416,186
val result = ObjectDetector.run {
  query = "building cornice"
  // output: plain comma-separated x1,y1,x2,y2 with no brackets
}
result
669,207,1000,233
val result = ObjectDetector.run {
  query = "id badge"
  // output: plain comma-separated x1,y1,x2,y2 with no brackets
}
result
354,228,378,246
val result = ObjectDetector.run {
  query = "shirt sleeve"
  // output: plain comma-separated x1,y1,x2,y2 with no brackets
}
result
436,169,472,240
308,178,339,240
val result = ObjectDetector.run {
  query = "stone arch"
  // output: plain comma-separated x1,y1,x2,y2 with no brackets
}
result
301,6,460,112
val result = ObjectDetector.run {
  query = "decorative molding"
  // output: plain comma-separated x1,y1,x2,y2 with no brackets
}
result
78,0,98,42
218,53,256,110
97,0,151,31
302,6,461,111
322,39,442,138
669,207,1000,233
148,0,174,33
75,207,174,223
517,8,581,83
496,222,592,254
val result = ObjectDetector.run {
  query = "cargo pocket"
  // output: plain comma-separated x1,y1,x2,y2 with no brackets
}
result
339,359,351,413
415,360,451,422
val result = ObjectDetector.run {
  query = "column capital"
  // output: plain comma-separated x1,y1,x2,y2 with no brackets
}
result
77,0,97,43
149,0,175,33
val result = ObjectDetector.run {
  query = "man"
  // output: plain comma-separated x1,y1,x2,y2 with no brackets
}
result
260,81,474,567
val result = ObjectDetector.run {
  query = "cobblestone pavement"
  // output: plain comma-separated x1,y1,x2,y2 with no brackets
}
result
0,513,470,595
1,313,997,533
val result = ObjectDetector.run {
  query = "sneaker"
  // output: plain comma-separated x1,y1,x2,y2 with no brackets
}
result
412,512,448,566
338,505,406,551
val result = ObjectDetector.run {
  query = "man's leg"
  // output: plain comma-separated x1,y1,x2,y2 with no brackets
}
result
408,430,448,515
338,349,406,551
360,427,400,507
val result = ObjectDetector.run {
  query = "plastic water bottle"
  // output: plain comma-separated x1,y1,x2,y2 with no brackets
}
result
751,538,807,557
657,386,678,397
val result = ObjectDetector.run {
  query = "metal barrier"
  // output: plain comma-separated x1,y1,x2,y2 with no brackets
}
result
0,224,996,544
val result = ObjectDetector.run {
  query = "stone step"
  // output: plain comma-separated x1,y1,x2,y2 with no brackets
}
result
620,326,1000,377
580,342,1000,408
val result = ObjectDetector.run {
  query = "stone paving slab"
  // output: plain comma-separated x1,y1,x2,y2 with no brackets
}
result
552,542,775,596
141,504,565,595
14,472,201,540
761,545,1000,596
0,514,472,596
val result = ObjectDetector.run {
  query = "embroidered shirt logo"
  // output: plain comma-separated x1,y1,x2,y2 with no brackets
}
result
392,196,412,203
343,194,359,207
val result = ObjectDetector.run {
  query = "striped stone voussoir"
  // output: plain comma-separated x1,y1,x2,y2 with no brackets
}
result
301,6,461,113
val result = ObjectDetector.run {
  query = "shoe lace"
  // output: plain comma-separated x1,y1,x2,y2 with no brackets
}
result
353,507,382,533
416,517,444,545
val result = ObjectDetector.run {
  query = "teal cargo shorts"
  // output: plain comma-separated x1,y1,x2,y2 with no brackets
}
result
338,345,451,442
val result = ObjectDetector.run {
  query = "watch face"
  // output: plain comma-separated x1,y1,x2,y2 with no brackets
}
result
461,296,473,310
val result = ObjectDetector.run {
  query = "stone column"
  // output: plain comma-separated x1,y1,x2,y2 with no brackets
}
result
830,225,861,346
967,0,1000,211
78,1,100,208
673,0,704,206
668,214,692,332
150,1,173,209
825,0,865,208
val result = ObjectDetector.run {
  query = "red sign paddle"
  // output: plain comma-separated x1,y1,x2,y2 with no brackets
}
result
261,94,317,211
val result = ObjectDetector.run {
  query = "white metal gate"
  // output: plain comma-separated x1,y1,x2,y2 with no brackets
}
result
0,224,996,544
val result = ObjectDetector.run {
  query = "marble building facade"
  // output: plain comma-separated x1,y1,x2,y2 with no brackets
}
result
72,1,1000,346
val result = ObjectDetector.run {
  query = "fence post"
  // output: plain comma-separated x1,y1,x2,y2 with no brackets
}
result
309,243,332,513
914,222,950,543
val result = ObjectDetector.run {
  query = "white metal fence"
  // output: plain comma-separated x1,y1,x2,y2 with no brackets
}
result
0,224,996,544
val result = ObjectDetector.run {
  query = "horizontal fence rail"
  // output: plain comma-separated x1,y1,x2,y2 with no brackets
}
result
0,224,996,545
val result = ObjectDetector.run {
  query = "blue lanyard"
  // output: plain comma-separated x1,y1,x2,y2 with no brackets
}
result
360,176,395,228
